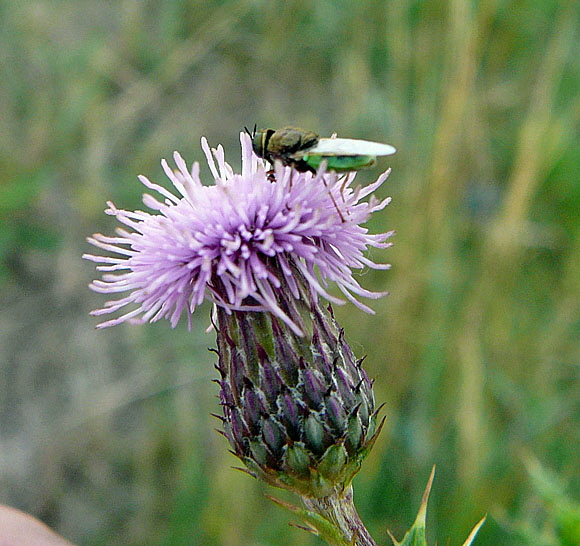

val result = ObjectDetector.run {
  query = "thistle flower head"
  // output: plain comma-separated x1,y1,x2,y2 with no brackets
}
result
84,132,393,333
216,298,385,499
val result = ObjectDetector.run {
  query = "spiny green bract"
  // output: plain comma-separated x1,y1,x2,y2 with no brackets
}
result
215,298,384,499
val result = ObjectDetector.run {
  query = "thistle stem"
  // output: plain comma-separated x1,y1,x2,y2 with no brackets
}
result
301,486,377,546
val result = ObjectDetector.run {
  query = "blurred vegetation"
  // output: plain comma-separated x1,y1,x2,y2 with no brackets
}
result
507,457,580,546
1,0,579,545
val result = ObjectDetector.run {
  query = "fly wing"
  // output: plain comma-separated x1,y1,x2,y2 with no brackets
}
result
306,137,396,157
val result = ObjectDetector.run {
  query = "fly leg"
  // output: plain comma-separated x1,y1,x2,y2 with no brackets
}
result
321,177,346,223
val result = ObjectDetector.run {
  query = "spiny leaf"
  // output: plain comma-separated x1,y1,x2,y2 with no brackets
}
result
461,516,487,546
388,467,485,546
388,466,434,546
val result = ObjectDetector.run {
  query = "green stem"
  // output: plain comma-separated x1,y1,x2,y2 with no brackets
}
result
301,485,377,546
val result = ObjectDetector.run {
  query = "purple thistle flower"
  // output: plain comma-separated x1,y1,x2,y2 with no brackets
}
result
84,132,393,334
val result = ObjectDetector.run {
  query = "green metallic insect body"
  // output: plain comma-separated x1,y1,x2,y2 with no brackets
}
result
250,126,396,173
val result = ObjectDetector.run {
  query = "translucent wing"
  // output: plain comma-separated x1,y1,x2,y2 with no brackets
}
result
306,138,396,157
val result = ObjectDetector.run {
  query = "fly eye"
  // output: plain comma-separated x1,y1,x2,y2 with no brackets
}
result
250,129,265,157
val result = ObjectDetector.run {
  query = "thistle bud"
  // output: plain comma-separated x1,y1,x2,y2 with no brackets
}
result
215,277,384,499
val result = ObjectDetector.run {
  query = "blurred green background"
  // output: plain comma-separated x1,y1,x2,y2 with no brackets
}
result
1,0,579,544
